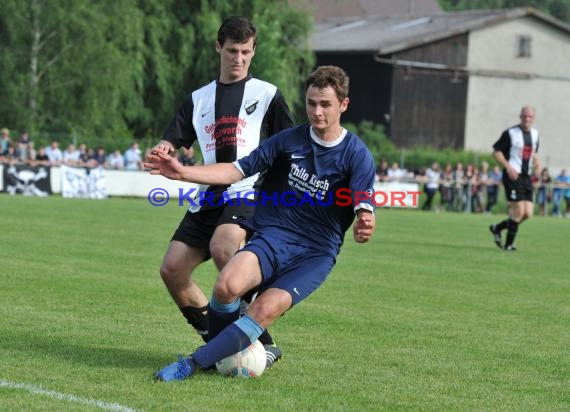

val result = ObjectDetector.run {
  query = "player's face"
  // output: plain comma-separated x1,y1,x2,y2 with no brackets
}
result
519,108,535,131
217,38,256,83
306,85,349,139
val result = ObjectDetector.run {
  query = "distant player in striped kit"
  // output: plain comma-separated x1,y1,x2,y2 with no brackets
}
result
149,16,293,367
489,106,541,251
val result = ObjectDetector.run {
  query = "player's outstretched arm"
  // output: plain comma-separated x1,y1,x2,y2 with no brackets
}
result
353,209,375,243
144,151,243,185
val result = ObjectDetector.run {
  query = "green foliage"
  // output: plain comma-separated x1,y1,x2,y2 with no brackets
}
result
345,120,496,170
438,0,570,24
343,120,395,158
0,0,314,143
0,0,147,139
250,2,315,121
393,146,497,171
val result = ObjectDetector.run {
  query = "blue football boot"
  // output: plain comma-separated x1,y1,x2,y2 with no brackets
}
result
154,354,197,382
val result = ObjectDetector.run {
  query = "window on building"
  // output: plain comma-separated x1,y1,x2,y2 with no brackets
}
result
517,35,532,58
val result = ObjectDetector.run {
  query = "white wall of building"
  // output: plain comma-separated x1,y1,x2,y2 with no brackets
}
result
464,17,570,173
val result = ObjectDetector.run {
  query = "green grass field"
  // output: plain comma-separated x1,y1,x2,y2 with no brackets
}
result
1,195,568,411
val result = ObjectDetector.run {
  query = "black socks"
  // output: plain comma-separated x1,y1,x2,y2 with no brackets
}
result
505,219,519,248
180,305,209,342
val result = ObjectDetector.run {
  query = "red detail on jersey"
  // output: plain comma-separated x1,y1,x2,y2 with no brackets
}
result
522,145,532,160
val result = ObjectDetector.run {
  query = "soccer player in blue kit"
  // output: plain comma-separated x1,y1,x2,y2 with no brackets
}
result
145,65,377,381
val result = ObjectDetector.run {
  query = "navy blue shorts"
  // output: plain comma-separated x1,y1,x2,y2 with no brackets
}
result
240,233,335,307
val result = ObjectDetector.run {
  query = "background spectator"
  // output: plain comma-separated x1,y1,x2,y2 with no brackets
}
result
439,163,454,211
452,162,465,211
15,131,32,162
107,149,125,169
564,172,570,217
535,168,551,216
63,144,81,165
124,142,142,170
485,165,502,213
387,162,405,181
45,140,63,164
178,146,197,166
422,162,440,211
78,143,90,164
2,143,17,163
35,147,50,165
375,159,389,182
1,128,12,155
89,146,107,167
26,141,37,163
552,169,566,217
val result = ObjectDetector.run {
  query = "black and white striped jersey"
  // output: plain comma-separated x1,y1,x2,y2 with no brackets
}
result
162,74,294,211
493,125,539,175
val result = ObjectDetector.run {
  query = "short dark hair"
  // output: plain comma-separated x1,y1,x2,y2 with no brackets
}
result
306,66,349,102
218,16,257,48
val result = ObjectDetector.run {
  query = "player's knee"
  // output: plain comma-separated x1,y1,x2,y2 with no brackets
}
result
212,277,241,303
159,262,171,281
248,300,283,327
160,262,186,285
210,243,235,268
523,211,532,220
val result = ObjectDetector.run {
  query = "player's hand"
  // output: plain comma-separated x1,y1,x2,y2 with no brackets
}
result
144,151,185,181
353,210,375,243
506,165,519,181
149,140,175,158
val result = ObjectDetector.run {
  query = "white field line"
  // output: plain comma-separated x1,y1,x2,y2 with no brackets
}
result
0,380,143,412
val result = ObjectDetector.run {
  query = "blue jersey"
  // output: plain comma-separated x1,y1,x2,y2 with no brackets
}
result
235,123,376,257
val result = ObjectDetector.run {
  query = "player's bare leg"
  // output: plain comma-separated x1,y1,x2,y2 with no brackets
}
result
210,223,245,271
502,200,533,251
160,241,209,340
210,224,283,367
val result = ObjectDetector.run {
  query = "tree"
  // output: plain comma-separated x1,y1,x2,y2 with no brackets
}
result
0,0,148,142
166,0,314,125
438,0,570,24
0,0,314,145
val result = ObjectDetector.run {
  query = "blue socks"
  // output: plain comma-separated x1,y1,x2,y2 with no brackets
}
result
193,314,264,369
207,297,240,340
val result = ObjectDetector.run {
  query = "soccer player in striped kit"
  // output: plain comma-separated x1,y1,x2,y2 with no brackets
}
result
489,106,541,251
149,16,293,367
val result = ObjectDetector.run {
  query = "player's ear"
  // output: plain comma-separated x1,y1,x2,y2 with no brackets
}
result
340,97,349,113
215,41,222,54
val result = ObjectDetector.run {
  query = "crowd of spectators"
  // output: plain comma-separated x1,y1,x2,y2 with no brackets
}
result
2,127,568,215
376,158,570,217
0,128,197,171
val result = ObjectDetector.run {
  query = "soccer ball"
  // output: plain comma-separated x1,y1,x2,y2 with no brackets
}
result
215,340,266,378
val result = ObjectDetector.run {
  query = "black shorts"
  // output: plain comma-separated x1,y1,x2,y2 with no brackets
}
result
503,174,533,202
171,203,256,259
